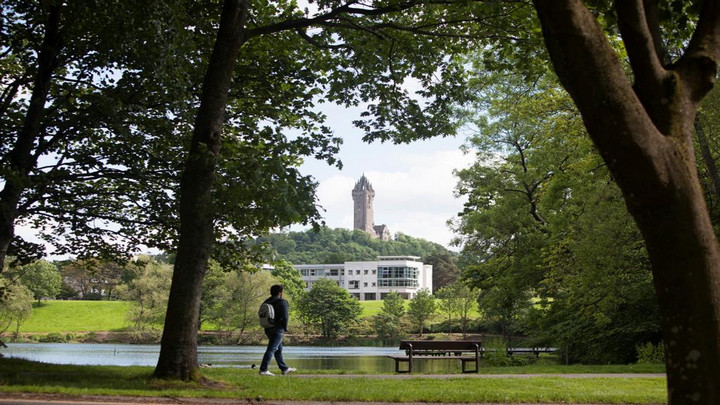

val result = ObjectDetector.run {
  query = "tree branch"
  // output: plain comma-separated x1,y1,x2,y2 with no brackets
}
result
615,0,666,92
676,0,720,103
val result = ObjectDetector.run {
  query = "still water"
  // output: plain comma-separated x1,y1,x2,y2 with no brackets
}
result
1,343,461,373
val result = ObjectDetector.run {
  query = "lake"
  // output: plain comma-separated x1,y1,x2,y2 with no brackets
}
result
1,343,465,373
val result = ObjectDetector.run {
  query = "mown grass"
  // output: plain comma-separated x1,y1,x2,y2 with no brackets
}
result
21,301,133,333
19,300,436,334
0,358,667,404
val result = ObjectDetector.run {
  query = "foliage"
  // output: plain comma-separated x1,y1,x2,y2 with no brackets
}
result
636,342,665,365
407,288,436,336
270,259,305,304
297,278,361,339
454,71,659,359
0,280,33,338
381,292,406,319
202,265,276,342
115,260,171,330
436,281,477,338
423,250,460,292
57,259,125,299
374,292,406,345
258,227,454,265
6,260,61,303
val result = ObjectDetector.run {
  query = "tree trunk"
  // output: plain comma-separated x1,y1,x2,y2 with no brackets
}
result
532,1,720,403
0,5,63,269
153,0,249,381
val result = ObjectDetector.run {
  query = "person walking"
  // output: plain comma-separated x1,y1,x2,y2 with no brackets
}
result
259,284,296,376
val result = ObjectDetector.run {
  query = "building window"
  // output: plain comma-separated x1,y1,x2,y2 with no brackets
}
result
330,269,339,276
363,282,368,287
355,270,361,275
372,270,377,275
364,270,368,275
372,282,376,287
349,280,359,289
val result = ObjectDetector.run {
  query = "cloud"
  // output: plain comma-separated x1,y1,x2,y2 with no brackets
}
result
305,147,474,249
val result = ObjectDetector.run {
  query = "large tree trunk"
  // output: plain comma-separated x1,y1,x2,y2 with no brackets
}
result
532,1,720,403
0,5,63,269
153,0,249,380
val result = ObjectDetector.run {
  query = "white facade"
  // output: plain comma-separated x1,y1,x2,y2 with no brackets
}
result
295,256,432,300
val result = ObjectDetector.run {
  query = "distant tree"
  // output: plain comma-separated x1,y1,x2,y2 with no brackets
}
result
382,292,406,319
297,278,361,339
423,251,460,292
9,260,61,304
205,268,276,341
435,285,462,333
259,227,453,264
116,261,172,330
0,281,33,339
408,289,436,337
270,260,305,303
59,258,125,299
374,291,406,344
454,283,478,339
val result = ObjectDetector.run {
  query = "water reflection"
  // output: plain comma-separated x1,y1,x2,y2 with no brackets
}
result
2,343,466,373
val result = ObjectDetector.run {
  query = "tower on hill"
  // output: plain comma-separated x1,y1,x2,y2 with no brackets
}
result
352,175,390,241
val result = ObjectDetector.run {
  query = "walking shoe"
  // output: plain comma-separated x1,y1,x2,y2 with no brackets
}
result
282,367,296,375
259,370,274,376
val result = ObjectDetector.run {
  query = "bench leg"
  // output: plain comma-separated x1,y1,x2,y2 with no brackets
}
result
461,358,479,373
394,358,411,373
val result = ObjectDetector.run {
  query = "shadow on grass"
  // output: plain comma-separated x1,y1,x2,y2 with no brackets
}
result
0,357,202,391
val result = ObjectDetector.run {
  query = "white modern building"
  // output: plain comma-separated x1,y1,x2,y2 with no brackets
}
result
294,256,432,300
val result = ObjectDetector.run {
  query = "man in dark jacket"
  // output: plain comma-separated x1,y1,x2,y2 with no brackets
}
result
259,284,296,376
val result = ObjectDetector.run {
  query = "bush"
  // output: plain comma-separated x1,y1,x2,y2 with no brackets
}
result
39,333,67,343
636,341,665,364
482,339,530,367
82,293,103,301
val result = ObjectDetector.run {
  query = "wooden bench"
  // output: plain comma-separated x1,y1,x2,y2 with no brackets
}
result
388,340,482,373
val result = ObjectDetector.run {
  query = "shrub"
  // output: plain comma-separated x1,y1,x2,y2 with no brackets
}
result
636,341,665,364
39,332,67,343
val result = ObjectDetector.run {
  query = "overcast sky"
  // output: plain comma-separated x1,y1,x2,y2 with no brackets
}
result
293,102,475,250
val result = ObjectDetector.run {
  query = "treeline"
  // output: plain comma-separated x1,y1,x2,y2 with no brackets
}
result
256,227,461,291
257,227,450,264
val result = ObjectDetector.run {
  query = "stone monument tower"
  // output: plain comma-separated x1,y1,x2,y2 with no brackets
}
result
352,175,390,240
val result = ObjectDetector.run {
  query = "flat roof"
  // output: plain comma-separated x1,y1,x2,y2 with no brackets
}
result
377,256,421,261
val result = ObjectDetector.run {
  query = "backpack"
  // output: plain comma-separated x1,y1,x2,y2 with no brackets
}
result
258,302,275,328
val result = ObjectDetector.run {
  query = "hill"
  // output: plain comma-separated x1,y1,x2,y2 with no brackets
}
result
258,227,450,264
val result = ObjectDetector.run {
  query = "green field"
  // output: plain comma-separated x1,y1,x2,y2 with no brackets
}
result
20,301,133,333
17,300,457,334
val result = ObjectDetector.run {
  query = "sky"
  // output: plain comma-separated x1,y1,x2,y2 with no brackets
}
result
292,102,476,250
13,101,476,258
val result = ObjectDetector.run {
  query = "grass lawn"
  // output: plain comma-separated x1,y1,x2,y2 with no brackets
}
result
20,301,133,333
0,358,667,404
19,300,457,334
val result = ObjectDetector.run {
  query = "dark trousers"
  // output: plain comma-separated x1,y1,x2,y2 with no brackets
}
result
260,328,288,372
